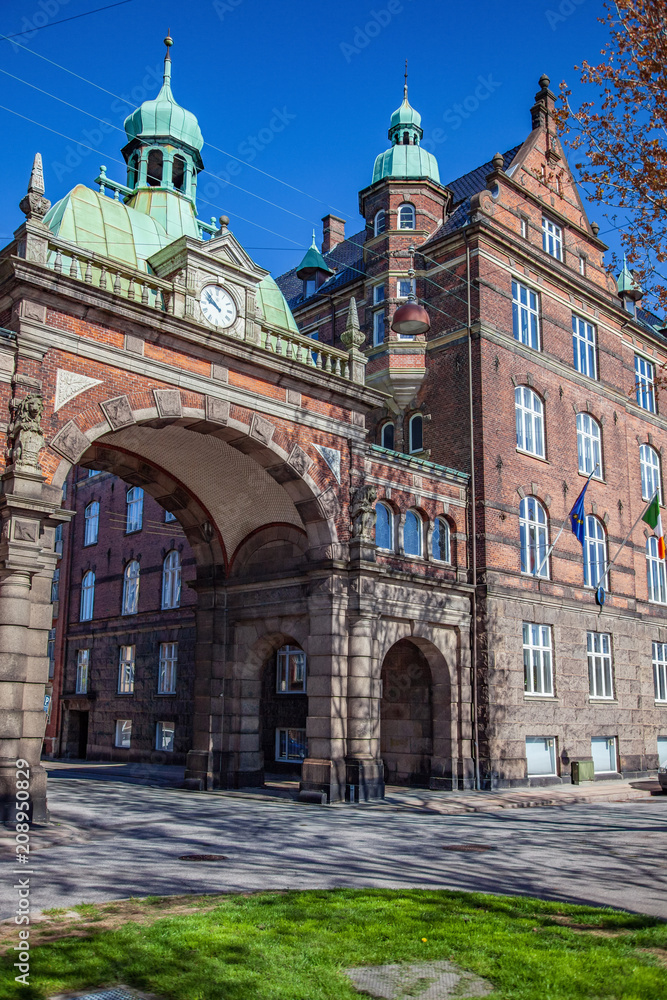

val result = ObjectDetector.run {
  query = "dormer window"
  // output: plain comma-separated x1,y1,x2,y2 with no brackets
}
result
304,278,316,297
147,149,163,187
172,155,187,192
398,204,415,230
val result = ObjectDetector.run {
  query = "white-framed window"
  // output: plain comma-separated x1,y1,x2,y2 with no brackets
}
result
275,727,307,762
652,642,667,702
512,281,540,350
523,623,553,696
515,386,545,458
542,216,563,260
115,719,132,748
380,421,394,449
156,721,175,752
118,645,135,694
647,535,667,603
579,256,586,277
75,649,89,694
519,497,549,579
375,502,394,551
161,550,181,609
374,210,386,236
276,644,306,693
572,316,597,379
84,501,99,546
432,516,450,563
158,641,177,694
640,445,662,502
373,308,385,346
520,217,528,239
587,631,614,699
51,567,60,603
403,510,423,557
576,413,602,478
122,560,140,615
526,736,556,776
164,509,177,523
398,203,415,229
397,277,415,299
408,413,423,453
80,570,95,621
635,355,656,413
373,284,385,305
591,736,617,773
126,486,144,533
583,515,607,588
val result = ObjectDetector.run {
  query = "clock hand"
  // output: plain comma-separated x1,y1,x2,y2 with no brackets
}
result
204,292,221,312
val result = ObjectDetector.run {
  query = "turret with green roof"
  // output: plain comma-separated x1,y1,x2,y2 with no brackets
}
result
372,67,440,185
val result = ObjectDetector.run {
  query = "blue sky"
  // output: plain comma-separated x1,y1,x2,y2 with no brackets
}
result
0,0,615,279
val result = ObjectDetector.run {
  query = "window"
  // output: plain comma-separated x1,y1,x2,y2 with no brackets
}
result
520,217,528,239
158,641,178,694
55,523,63,557
373,284,385,306
572,316,597,379
523,623,553,696
635,355,656,413
275,727,307,762
84,501,99,546
583,515,607,588
380,422,394,449
403,510,422,557
432,517,450,562
88,469,100,478
591,736,617,773
172,155,186,192
80,570,95,621
126,487,143,533
526,737,556,776
118,645,135,694
646,535,667,603
515,386,544,458
397,277,415,299
658,736,667,768
75,649,89,694
398,203,415,229
374,210,386,236
165,509,177,523
408,413,423,454
122,560,140,615
47,628,56,679
652,642,667,702
542,216,562,260
146,148,163,186
640,445,662,502
304,278,316,297
587,632,614,699
51,567,60,603
156,721,175,752
375,502,394,551
579,256,586,276
519,497,549,578
512,281,540,350
373,309,385,346
276,645,306,693
115,719,132,748
576,413,602,478
161,550,181,609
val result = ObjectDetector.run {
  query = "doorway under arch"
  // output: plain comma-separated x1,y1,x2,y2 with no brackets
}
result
380,638,433,786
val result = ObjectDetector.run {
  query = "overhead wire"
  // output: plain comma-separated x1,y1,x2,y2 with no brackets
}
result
0,0,135,41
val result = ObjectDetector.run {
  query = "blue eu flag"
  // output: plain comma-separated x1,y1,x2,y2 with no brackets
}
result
569,481,590,546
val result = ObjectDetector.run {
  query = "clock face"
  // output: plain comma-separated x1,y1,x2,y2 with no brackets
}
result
200,284,237,328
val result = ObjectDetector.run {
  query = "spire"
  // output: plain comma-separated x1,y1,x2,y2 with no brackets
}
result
341,296,364,350
162,32,173,88
19,153,51,221
310,229,317,249
404,58,408,102
617,254,643,305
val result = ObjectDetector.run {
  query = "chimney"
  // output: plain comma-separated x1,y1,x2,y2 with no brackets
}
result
322,215,346,254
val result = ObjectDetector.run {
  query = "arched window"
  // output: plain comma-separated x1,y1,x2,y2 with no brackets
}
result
640,444,662,502
576,413,602,478
408,413,423,454
403,510,422,557
398,203,416,230
375,502,394,551
122,560,140,615
146,149,163,186
80,570,95,621
647,535,667,603
84,501,99,546
432,516,450,562
126,487,143,533
381,421,395,450
374,210,386,236
583,515,607,588
515,387,545,458
172,155,186,192
519,497,549,578
161,550,181,609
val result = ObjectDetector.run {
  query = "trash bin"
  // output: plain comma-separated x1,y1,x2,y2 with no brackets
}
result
571,758,595,784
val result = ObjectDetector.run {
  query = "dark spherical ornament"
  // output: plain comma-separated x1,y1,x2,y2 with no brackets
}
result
391,301,430,336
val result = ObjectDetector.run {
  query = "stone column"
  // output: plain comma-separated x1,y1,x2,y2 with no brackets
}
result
184,576,227,790
345,611,384,800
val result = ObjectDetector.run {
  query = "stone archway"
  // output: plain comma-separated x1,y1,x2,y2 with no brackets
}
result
380,639,433,786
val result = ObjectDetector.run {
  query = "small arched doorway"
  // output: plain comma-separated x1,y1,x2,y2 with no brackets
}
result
380,639,433,786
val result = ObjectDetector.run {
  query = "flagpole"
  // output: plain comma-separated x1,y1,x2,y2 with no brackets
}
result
594,489,658,592
535,464,600,579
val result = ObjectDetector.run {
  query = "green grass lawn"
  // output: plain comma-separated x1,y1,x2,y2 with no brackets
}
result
1,889,665,1000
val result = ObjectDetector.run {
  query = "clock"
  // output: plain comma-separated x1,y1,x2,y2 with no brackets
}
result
200,284,237,328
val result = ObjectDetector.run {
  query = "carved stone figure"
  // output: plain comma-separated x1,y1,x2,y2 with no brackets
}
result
7,393,45,470
350,483,378,540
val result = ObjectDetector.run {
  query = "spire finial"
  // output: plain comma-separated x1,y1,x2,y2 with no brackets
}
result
19,153,50,221
404,59,408,101
310,229,317,249
163,31,173,85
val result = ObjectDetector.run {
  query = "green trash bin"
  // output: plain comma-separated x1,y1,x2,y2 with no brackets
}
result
571,758,595,784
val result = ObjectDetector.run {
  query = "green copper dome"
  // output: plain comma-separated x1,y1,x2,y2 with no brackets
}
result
372,76,440,184
390,96,422,130
124,37,204,167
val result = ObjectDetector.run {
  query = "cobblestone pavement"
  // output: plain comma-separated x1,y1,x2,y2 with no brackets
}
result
1,762,665,920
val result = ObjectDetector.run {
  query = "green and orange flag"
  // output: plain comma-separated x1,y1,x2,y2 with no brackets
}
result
643,493,665,559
